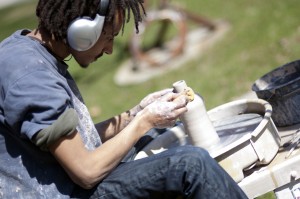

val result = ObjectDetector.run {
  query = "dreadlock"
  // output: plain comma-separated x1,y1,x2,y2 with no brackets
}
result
36,0,146,42
107,0,146,34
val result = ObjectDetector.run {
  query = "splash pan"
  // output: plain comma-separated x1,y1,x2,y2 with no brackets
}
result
135,99,281,182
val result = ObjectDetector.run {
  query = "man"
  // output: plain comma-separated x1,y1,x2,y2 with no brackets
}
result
0,0,247,198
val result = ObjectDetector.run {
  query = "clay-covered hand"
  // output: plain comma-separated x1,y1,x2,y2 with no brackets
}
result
139,88,173,109
138,92,188,129
130,88,173,116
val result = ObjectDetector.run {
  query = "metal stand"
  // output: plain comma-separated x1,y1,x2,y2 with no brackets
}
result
129,0,217,67
274,180,300,199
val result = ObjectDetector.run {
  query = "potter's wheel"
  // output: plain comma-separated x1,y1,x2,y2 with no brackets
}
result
135,99,281,182
162,113,263,157
162,113,262,157
207,113,262,157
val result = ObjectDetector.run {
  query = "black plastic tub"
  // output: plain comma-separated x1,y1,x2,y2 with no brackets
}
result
252,60,300,127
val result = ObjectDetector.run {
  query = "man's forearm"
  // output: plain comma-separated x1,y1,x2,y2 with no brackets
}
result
95,105,141,142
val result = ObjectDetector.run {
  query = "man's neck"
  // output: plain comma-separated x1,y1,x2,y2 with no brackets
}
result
27,29,70,61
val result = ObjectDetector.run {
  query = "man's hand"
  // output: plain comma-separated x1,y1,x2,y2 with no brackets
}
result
139,88,173,109
138,92,188,129
130,88,174,117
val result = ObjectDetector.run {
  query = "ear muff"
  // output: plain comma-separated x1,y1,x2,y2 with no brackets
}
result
67,0,109,51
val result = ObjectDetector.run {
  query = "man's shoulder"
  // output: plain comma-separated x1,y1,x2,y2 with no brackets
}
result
0,30,45,69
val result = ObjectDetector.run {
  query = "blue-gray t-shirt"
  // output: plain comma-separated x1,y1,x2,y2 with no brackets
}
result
0,30,101,198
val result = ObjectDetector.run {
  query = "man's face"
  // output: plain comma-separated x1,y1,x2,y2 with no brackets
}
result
70,8,124,68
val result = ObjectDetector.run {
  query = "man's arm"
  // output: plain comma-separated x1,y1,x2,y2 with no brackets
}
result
49,93,188,189
95,88,174,142
49,113,151,189
95,105,140,142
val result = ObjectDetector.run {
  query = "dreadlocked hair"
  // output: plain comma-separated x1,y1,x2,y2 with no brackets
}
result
36,0,146,42
110,0,146,34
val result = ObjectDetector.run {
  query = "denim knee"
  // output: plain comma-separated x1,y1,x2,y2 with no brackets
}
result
166,145,214,183
170,145,231,180
170,145,212,165
166,146,247,198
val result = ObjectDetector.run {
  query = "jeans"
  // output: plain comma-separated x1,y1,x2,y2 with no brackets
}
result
73,145,248,199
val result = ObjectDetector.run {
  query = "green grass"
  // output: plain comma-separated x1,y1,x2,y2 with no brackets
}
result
257,192,276,199
1,1,299,198
74,0,300,122
2,0,299,121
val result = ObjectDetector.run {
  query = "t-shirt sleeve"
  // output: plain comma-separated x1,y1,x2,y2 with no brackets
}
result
4,69,73,140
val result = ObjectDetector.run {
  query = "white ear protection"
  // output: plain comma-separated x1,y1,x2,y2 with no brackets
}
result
67,0,109,51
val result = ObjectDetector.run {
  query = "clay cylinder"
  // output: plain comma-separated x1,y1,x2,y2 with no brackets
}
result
173,80,220,149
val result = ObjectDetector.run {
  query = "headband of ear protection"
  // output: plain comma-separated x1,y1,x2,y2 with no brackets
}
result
67,0,109,51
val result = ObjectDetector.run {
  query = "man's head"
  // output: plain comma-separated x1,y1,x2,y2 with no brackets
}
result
36,0,145,44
